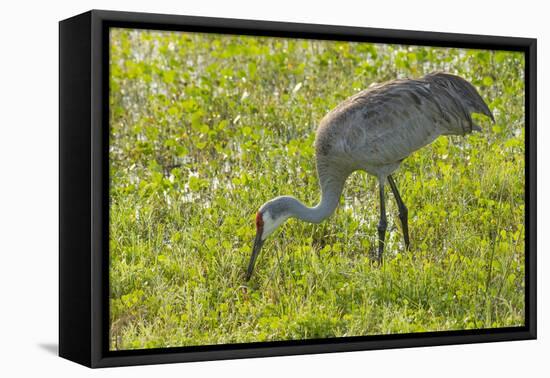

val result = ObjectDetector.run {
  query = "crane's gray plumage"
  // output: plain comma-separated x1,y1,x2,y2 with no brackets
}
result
246,72,494,281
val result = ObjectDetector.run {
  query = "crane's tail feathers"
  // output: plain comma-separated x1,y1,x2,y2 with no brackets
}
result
426,72,495,124
472,94,495,123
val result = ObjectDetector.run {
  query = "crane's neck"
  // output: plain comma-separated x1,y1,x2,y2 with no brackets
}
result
288,166,348,224
258,161,349,241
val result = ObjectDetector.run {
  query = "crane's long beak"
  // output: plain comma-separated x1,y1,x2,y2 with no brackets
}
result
246,231,264,281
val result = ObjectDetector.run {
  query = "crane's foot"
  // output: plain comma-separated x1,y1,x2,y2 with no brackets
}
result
369,250,383,265
376,251,383,264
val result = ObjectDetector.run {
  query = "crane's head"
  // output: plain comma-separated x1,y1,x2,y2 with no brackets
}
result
246,198,293,281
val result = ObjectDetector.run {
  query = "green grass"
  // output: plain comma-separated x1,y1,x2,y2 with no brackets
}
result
108,28,525,350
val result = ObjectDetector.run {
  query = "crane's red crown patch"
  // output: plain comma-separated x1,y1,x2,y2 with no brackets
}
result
255,212,264,229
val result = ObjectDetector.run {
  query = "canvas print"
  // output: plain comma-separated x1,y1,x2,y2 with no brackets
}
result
108,27,525,350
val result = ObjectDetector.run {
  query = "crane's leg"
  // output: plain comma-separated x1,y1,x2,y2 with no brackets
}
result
388,175,410,250
377,178,387,263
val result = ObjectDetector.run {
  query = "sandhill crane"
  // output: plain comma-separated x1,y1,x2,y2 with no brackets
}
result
246,72,494,281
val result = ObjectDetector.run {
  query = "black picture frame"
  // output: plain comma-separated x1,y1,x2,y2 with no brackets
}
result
59,9,537,368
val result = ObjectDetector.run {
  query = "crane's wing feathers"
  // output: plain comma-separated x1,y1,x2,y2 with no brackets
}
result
315,73,492,169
